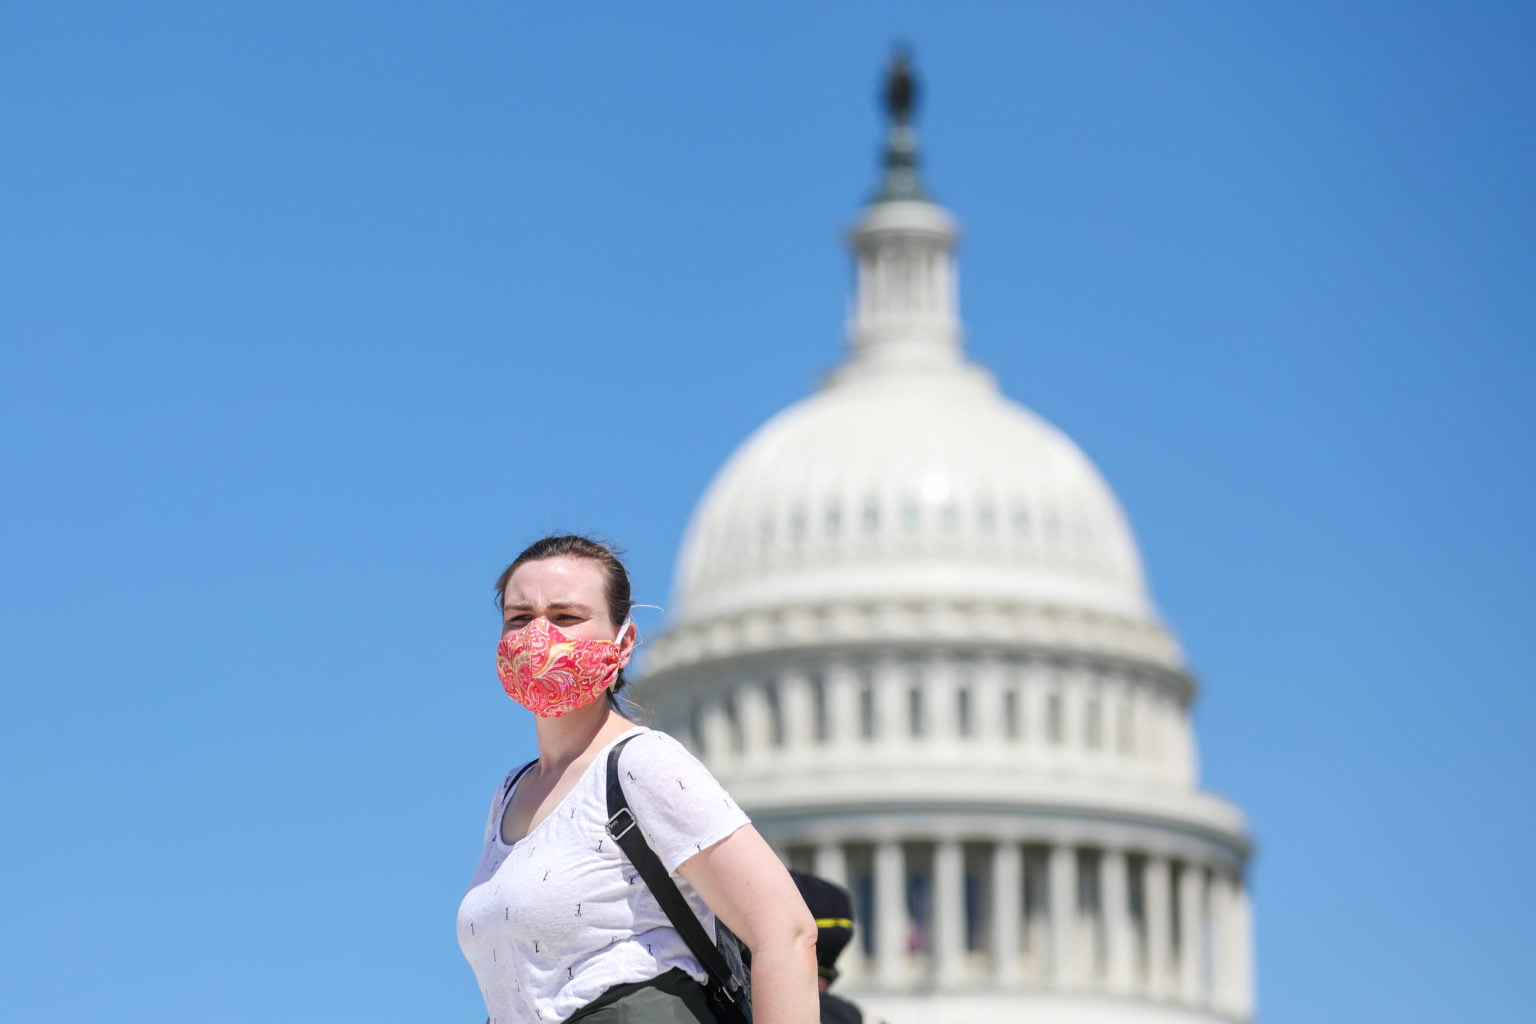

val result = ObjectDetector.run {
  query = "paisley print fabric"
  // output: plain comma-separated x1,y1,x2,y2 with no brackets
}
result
496,618,628,717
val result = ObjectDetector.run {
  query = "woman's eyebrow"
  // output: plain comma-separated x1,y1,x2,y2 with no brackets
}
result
502,601,595,614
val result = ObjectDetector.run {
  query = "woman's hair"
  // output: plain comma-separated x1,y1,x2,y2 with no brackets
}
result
494,534,637,711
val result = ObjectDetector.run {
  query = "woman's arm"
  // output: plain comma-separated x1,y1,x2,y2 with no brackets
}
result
677,824,819,1024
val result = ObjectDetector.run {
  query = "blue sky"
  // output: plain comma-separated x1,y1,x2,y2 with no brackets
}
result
2,3,1532,1022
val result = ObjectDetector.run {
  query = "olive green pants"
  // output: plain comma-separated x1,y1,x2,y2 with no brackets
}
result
564,968,716,1024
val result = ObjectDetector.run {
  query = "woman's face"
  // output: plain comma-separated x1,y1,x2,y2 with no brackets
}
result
501,554,626,645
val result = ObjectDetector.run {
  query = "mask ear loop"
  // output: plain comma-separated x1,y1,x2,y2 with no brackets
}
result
618,603,665,647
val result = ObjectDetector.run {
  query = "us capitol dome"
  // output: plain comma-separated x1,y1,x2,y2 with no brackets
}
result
640,55,1255,1024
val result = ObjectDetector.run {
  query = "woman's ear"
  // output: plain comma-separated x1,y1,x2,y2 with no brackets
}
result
616,621,638,665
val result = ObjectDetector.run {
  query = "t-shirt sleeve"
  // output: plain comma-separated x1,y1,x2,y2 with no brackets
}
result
484,775,507,841
617,730,751,875
478,763,530,850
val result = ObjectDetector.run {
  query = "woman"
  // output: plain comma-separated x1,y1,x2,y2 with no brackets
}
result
458,535,819,1024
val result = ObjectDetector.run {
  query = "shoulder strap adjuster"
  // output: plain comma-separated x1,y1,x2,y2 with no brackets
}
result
605,806,637,841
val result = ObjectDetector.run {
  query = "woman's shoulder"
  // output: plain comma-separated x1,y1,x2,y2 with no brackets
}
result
611,726,708,770
609,726,733,796
608,726,748,871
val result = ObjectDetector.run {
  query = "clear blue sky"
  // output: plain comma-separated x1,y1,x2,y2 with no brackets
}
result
2,3,1531,1022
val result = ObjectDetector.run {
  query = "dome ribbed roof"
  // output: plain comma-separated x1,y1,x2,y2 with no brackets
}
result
671,361,1156,628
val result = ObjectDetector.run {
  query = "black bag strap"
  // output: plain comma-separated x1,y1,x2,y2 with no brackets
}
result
604,735,744,1003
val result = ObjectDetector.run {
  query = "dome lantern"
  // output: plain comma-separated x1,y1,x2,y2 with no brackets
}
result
839,50,967,381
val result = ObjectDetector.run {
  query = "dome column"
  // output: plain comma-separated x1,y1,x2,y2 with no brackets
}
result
928,659,959,748
813,840,849,888
875,659,907,752
1144,855,1172,998
1101,848,1134,993
827,662,862,750
1211,870,1254,1018
1177,862,1206,1003
1230,878,1255,1018
813,840,867,981
1209,871,1234,1011
1048,843,1078,988
739,684,771,766
701,701,735,771
781,670,814,754
874,839,908,987
933,837,966,985
1026,668,1050,749
975,658,1007,752
990,840,1023,986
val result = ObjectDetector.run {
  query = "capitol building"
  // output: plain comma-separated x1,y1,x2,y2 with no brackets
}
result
640,62,1256,1024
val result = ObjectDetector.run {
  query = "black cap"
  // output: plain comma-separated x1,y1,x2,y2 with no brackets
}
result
790,870,855,980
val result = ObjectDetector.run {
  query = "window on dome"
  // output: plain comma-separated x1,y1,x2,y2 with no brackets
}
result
765,681,785,748
723,693,743,754
1047,691,1063,745
825,501,841,537
956,684,972,736
901,498,920,533
1118,691,1135,755
1085,694,1102,750
789,507,807,545
863,497,880,533
977,500,996,533
1003,688,1020,739
1013,504,1032,539
809,672,829,743
858,669,877,740
908,685,925,737
940,501,959,534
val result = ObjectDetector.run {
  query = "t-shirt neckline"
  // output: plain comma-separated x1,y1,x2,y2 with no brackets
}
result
495,725,646,849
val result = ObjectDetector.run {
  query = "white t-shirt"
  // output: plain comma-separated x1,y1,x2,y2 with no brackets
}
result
458,727,750,1024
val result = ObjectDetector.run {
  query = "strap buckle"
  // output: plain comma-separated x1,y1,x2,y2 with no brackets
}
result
606,807,637,840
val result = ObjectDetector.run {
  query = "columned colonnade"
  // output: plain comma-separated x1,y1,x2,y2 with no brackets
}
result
787,835,1253,1018
675,651,1197,787
649,649,1253,1020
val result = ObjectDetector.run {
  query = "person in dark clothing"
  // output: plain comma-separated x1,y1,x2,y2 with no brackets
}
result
788,870,884,1024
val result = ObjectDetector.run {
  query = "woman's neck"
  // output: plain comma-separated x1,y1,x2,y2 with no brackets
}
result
531,702,635,774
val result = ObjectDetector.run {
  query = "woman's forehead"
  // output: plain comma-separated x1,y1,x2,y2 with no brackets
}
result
504,555,606,605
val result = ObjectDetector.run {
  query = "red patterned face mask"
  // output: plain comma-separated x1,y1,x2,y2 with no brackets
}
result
496,617,632,718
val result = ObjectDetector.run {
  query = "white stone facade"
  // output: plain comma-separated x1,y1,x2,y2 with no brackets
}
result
639,109,1254,1024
